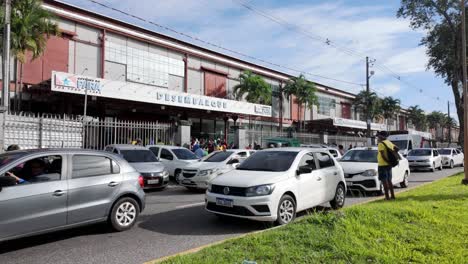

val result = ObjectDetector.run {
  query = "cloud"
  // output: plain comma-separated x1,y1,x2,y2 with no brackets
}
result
374,83,401,96
384,46,428,74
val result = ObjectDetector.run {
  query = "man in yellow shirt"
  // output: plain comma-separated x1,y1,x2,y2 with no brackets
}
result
377,131,397,200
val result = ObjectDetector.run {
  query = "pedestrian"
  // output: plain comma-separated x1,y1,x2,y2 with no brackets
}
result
6,144,20,151
377,131,397,200
348,144,353,150
338,145,345,156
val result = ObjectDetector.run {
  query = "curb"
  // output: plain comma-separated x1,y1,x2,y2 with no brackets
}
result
145,172,462,264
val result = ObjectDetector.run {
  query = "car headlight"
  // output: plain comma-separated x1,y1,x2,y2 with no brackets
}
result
157,170,169,178
245,184,275,197
198,169,218,177
361,169,377,177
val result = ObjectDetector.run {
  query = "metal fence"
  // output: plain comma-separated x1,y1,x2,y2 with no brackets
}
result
3,113,175,151
328,134,367,148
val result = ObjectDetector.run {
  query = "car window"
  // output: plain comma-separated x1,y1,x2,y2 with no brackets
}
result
408,149,431,156
438,149,451,155
149,147,160,157
205,151,234,162
120,150,158,162
172,148,198,160
328,149,338,157
340,150,378,163
1,155,63,187
316,152,334,169
160,149,174,160
433,150,438,156
237,151,298,172
456,149,462,154
237,152,248,158
298,153,316,171
72,155,114,178
408,140,413,150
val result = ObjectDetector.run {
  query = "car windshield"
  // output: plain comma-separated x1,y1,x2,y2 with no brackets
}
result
172,148,198,160
340,150,378,163
391,140,408,150
120,150,158,163
0,152,26,168
237,151,298,172
408,149,431,156
438,149,452,155
204,151,234,162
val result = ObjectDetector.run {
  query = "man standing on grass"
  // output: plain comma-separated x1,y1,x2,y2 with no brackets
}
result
377,131,396,200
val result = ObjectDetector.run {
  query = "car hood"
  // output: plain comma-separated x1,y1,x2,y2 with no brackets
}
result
406,156,431,161
183,161,225,171
211,169,287,188
339,162,377,174
129,162,165,173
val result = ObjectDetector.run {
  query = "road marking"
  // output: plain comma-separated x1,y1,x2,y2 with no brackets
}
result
175,202,205,209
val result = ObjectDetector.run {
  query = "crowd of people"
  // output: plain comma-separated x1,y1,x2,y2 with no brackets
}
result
184,138,233,158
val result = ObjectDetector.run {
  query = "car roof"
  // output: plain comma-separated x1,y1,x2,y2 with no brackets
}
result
348,147,378,150
146,145,185,150
106,144,149,150
264,147,331,153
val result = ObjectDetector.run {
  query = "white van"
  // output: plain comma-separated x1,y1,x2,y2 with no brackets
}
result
388,134,432,157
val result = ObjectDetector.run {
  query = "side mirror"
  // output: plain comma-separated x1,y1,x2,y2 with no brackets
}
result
227,159,239,165
296,166,312,175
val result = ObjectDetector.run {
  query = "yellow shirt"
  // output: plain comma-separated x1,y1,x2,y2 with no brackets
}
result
377,139,395,167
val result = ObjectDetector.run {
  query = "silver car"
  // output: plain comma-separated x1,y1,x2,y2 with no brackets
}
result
0,149,145,242
105,144,169,189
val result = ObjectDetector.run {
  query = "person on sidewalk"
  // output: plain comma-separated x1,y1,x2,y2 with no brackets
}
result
377,131,396,200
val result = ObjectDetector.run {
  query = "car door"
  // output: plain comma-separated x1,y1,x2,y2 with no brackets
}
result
67,154,123,224
296,152,325,211
315,152,339,202
455,149,463,165
433,150,441,167
0,154,67,240
159,148,175,175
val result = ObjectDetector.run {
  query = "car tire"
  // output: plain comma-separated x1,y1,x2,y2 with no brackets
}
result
275,195,296,226
330,183,346,209
174,170,182,184
450,160,454,169
109,197,140,232
400,171,409,188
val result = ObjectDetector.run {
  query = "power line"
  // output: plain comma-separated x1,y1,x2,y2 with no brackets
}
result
83,0,365,88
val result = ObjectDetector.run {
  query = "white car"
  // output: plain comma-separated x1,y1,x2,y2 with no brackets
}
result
179,149,255,190
147,145,199,182
205,148,346,225
339,147,410,194
407,148,443,172
438,148,464,168
301,144,342,159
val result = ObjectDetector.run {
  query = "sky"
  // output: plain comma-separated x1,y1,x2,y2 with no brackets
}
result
64,0,454,116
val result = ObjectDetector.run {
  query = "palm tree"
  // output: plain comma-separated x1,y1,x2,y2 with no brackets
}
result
381,96,401,131
353,90,383,124
0,0,60,111
233,70,272,105
427,111,446,130
283,74,318,132
407,105,427,131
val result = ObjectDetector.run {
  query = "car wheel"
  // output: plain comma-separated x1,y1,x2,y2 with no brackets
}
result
450,160,454,169
400,171,409,188
109,197,140,232
275,195,296,225
174,170,182,184
431,163,436,172
330,183,346,209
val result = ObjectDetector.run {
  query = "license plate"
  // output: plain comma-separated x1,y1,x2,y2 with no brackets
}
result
216,198,233,207
147,179,159,184
182,179,191,184
346,181,353,186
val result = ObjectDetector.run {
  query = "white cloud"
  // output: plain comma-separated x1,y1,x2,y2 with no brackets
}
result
384,46,428,74
374,83,401,96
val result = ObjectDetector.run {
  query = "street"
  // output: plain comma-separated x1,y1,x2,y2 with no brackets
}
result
0,167,462,264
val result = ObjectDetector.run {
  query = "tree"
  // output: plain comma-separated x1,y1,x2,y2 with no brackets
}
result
381,96,401,131
283,74,318,131
233,70,272,105
407,105,428,131
352,90,383,123
397,0,465,145
0,0,60,111
427,111,447,129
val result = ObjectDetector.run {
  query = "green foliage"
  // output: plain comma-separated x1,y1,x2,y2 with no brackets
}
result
283,74,318,110
233,70,272,105
381,96,401,120
352,90,382,120
407,105,428,131
161,174,468,264
0,0,60,63
427,111,447,129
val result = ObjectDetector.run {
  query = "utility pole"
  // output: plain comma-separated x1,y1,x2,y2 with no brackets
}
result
2,0,11,110
365,56,372,145
448,101,451,144
461,0,468,185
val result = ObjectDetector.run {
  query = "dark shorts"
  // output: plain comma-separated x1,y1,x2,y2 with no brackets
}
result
378,166,392,182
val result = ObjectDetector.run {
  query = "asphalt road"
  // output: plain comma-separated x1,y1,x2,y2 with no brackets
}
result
0,167,462,264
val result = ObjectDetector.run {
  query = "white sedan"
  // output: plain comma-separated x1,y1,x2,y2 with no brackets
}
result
339,147,410,194
179,149,255,190
147,145,199,182
407,148,443,172
205,148,346,225
438,148,464,168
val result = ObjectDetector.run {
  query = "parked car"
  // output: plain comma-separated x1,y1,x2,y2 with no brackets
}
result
438,148,464,168
301,144,342,158
0,149,145,242
179,149,255,191
147,145,199,183
338,147,410,194
407,148,443,172
105,144,169,189
205,148,346,225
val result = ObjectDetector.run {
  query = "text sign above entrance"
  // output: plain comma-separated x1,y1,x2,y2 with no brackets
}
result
51,71,272,117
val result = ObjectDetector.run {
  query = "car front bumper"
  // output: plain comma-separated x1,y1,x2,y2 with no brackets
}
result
142,175,169,189
344,175,380,192
205,191,276,221
408,161,432,168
